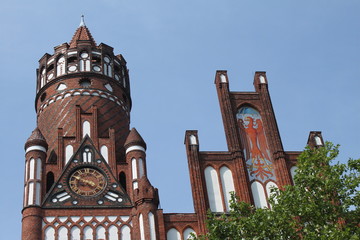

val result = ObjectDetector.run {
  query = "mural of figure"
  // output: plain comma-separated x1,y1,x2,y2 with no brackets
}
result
255,119,271,161
237,107,276,182
244,116,264,161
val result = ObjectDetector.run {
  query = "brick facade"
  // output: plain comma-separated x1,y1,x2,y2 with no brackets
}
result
22,20,324,240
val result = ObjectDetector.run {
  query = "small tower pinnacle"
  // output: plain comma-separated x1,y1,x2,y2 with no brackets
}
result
79,15,86,27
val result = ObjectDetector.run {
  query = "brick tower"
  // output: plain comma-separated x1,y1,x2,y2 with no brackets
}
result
22,17,162,240
22,18,321,240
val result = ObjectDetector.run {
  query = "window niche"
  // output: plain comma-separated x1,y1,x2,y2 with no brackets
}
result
82,146,94,163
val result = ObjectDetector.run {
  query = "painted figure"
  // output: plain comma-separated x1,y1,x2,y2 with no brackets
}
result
237,107,276,182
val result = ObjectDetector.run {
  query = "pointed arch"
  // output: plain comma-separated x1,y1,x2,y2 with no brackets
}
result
167,228,181,240
251,181,267,208
219,166,235,212
148,212,156,240
204,166,223,212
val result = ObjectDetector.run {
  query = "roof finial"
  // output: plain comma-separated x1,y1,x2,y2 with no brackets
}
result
79,15,86,27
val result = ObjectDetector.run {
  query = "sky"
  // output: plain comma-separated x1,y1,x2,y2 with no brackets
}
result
0,0,359,238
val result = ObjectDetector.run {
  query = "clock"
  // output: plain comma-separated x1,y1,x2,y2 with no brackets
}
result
69,167,107,197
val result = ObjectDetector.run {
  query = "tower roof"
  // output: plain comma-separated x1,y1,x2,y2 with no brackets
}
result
25,127,48,150
69,16,96,48
124,128,147,150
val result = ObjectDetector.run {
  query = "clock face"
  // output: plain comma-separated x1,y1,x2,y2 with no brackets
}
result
69,167,106,197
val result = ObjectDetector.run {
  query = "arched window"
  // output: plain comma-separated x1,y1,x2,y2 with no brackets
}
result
103,55,112,77
119,172,127,192
46,172,54,193
79,51,90,71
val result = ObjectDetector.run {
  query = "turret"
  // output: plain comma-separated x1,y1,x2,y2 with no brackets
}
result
22,128,48,240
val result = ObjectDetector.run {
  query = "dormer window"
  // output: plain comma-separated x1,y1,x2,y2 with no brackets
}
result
103,55,112,77
56,56,66,76
79,51,90,72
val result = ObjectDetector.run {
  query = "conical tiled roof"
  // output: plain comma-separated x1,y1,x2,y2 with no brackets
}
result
124,128,147,150
69,17,96,48
25,127,48,149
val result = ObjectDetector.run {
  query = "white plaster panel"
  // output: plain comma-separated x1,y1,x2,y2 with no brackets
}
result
108,216,117,222
70,226,80,240
251,181,267,208
126,145,145,154
29,158,35,179
84,216,93,222
183,228,196,240
220,74,227,83
65,145,73,164
108,225,118,239
25,146,46,153
82,121,91,138
95,216,105,222
28,182,34,205
266,181,279,207
36,158,42,180
35,182,41,205
121,225,131,240
149,212,156,240
83,226,93,239
220,166,235,212
204,166,224,212
96,226,106,239
100,145,109,163
120,216,129,222
290,166,298,184
167,228,181,240
139,158,144,178
58,226,68,240
139,214,145,240
44,226,55,240
189,135,197,145
132,158,137,179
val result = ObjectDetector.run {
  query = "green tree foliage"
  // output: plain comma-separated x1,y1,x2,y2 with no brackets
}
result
195,142,360,240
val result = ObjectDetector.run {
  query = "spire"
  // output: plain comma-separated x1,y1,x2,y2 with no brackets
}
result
124,128,147,150
69,16,96,48
79,15,85,27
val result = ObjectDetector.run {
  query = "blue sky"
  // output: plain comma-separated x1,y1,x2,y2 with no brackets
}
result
0,0,359,238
